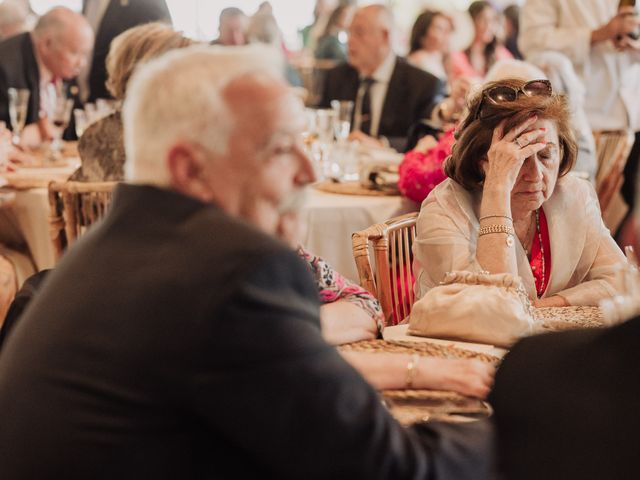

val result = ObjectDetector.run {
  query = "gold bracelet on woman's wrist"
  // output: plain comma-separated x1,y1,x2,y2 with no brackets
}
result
478,224,515,247
479,214,513,223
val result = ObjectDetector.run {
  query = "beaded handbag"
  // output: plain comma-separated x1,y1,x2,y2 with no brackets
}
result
408,271,537,348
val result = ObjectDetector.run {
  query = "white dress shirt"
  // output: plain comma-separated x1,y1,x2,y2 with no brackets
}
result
31,33,60,118
519,0,640,131
353,52,396,138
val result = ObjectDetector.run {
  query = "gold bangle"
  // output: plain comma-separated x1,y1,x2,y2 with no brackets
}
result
478,224,515,236
479,214,513,223
478,224,515,247
405,353,420,389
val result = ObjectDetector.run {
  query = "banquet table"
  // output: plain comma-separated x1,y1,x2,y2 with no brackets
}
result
301,185,417,282
1,166,418,278
348,306,606,425
0,150,80,271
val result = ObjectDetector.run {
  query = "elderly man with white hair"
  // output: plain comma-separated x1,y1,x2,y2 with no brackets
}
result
0,44,492,479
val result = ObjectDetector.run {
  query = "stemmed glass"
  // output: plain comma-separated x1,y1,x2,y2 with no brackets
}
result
48,96,74,161
8,88,30,146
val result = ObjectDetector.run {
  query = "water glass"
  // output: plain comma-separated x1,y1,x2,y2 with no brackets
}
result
330,100,353,142
315,109,336,144
600,251,640,325
8,87,30,146
328,141,360,181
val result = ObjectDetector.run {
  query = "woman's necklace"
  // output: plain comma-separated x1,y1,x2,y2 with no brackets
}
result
535,209,546,297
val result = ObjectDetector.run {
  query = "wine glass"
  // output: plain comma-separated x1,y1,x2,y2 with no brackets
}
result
8,88,30,146
48,96,74,161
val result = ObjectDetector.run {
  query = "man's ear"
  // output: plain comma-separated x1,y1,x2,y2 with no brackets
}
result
167,143,214,202
381,27,390,45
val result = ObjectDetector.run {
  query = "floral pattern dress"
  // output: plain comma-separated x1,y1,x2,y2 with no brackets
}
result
298,247,384,335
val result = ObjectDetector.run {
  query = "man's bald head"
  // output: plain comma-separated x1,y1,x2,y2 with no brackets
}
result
32,7,93,79
347,4,395,75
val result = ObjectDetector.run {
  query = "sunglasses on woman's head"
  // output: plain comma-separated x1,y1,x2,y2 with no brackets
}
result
472,79,553,120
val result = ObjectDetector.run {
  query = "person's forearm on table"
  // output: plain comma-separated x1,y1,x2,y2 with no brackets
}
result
320,299,378,345
340,351,494,399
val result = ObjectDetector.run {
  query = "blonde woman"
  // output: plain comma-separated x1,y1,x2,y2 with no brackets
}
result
73,23,194,181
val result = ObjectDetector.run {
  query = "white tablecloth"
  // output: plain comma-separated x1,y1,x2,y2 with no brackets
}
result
0,159,79,272
301,188,418,282
0,187,53,271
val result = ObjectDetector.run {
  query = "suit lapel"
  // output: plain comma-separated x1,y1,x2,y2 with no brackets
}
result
23,34,40,124
342,66,359,125
379,58,402,136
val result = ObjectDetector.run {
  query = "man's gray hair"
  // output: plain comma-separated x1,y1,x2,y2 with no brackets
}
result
122,44,285,185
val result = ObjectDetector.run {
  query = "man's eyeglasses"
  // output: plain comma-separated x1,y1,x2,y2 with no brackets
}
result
472,79,553,120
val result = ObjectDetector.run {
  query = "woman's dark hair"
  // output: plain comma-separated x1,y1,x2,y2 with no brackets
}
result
445,77,577,191
409,9,450,54
503,4,520,33
465,1,498,75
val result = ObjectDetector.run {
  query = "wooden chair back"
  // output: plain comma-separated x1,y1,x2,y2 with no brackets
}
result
352,212,418,327
48,181,118,261
593,130,635,231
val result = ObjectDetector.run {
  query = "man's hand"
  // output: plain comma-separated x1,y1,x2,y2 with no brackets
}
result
592,6,640,44
348,130,385,148
615,34,640,52
449,77,472,113
413,134,438,154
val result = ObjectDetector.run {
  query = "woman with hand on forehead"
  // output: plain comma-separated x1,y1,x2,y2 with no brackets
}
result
413,78,625,307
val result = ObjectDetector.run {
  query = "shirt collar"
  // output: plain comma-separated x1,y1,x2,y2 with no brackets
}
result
367,51,396,84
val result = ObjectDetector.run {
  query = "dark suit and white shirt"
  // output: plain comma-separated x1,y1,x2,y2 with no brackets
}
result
352,51,395,137
320,55,445,152
0,183,494,479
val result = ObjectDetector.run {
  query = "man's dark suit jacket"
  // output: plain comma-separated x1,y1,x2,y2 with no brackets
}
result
0,184,492,479
490,317,640,479
84,0,171,101
319,57,445,152
0,32,41,129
